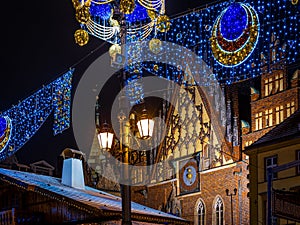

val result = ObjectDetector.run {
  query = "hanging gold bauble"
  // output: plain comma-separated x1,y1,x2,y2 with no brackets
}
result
153,64,159,71
292,0,298,5
147,9,157,20
109,44,122,57
156,15,171,33
74,29,89,46
149,38,162,54
75,5,91,24
120,0,135,14
72,0,80,8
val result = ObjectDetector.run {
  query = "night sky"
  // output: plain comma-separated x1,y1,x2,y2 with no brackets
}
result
0,0,218,168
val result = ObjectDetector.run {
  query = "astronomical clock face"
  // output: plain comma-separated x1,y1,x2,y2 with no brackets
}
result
179,160,199,194
210,2,260,67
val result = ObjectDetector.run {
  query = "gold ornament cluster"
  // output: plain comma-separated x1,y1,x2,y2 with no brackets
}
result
210,4,259,67
120,0,136,14
74,29,89,46
73,0,91,24
72,0,91,46
149,38,162,54
156,15,171,33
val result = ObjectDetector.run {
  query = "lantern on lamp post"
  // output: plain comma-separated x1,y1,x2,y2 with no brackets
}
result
136,108,154,140
98,123,114,151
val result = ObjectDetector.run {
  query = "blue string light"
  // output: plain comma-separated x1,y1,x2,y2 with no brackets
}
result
135,0,299,84
0,70,73,161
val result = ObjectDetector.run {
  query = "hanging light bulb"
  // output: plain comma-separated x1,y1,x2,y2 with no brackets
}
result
98,123,114,150
136,108,154,139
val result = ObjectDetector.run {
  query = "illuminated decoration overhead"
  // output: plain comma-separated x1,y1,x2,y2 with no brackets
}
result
0,70,73,161
74,29,89,46
109,44,122,57
291,0,298,5
125,74,144,106
139,0,299,84
71,0,169,44
210,3,260,67
156,15,171,33
0,117,12,153
120,0,136,14
149,38,162,54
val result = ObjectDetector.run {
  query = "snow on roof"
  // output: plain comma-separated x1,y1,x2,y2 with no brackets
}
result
0,168,188,224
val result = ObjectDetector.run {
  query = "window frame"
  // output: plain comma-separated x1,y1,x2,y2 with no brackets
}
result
265,109,273,128
255,112,263,131
275,105,284,125
195,199,206,225
264,155,278,181
214,197,224,225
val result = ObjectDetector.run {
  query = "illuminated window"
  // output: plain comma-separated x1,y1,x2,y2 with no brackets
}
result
255,112,263,131
274,73,284,93
195,200,205,225
245,141,253,147
265,109,273,128
265,155,277,180
264,78,273,96
215,197,224,225
275,106,284,125
286,102,295,118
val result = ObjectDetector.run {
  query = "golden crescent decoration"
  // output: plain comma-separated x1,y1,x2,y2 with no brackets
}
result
210,3,260,67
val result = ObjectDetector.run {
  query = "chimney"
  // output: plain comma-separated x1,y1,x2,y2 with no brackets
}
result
60,148,85,190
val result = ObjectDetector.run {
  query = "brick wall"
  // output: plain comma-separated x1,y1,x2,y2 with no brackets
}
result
132,162,250,225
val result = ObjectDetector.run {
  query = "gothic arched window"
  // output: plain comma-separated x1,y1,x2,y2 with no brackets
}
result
215,197,224,225
197,200,205,225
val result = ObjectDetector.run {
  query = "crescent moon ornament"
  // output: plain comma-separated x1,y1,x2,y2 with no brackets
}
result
0,116,12,153
210,3,260,67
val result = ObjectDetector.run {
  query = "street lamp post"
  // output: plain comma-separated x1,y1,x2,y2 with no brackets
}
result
98,100,154,225
226,188,237,225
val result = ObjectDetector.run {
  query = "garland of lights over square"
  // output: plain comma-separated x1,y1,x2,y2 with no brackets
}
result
0,0,298,162
72,0,299,86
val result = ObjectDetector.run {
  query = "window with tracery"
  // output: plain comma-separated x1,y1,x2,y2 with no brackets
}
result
215,197,224,225
196,200,205,225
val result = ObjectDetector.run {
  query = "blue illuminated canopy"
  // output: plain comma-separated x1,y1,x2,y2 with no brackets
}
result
220,3,247,40
125,2,149,23
0,117,6,138
90,2,112,20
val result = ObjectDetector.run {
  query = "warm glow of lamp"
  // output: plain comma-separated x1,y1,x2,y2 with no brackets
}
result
98,123,114,150
136,109,154,139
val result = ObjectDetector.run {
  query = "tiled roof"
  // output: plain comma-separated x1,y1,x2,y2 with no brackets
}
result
249,109,300,148
0,168,188,224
